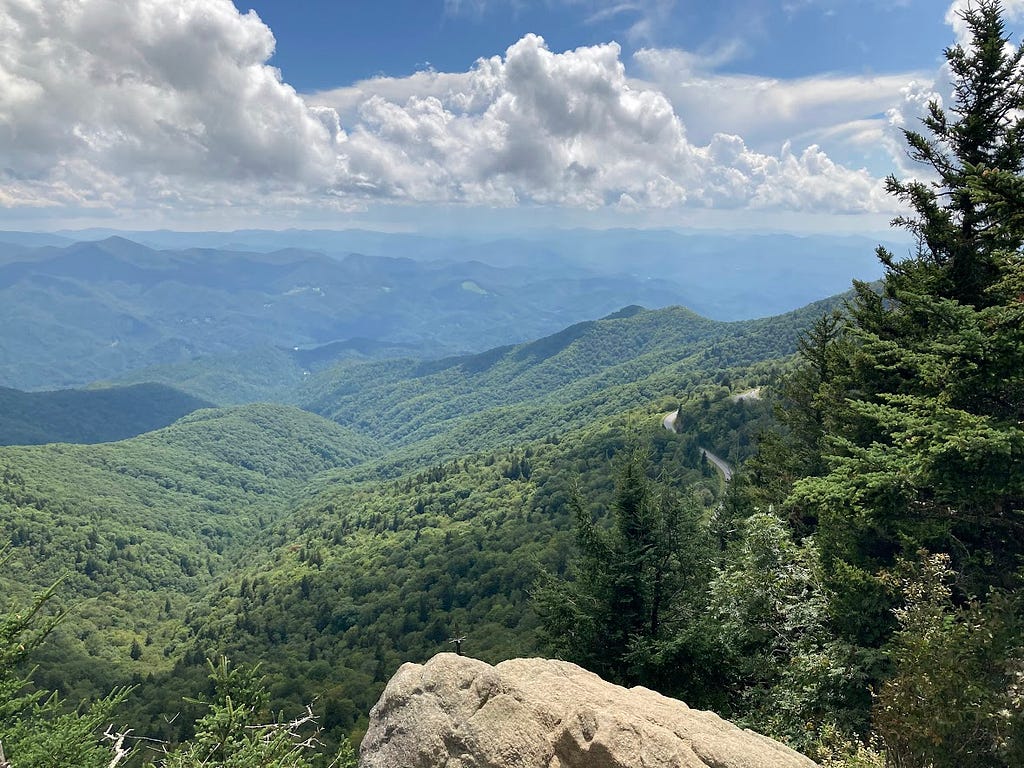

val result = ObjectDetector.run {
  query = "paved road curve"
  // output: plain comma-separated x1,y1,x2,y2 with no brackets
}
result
699,448,733,482
661,410,734,482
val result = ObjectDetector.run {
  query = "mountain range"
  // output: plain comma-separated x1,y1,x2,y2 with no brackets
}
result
0,229,894,392
0,227,881,757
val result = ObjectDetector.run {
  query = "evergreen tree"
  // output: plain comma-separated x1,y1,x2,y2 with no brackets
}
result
161,657,320,768
792,0,1024,601
882,0,1024,309
533,450,711,691
743,310,846,532
770,1,1024,760
0,558,133,768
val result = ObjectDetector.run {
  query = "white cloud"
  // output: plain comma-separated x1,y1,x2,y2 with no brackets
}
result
633,46,924,157
946,0,1024,44
317,35,890,213
0,0,341,211
0,0,895,222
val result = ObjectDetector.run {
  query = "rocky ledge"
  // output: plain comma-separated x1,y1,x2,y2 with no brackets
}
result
360,653,819,768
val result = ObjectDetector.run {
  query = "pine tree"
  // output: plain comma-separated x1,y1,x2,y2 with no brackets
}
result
791,0,1024,599
0,557,133,768
881,0,1024,308
743,310,845,531
532,450,710,688
775,1,1024,760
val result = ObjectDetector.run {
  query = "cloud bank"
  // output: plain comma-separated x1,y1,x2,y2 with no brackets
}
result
0,0,340,212
319,34,888,212
0,0,983,224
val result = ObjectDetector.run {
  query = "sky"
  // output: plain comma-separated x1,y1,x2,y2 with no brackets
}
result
1,0,1022,234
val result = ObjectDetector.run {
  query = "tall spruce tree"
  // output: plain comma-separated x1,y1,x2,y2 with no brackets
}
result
533,450,710,689
791,0,1024,600
776,1,1024,762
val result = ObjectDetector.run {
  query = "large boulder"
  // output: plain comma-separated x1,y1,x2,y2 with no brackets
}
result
360,653,819,768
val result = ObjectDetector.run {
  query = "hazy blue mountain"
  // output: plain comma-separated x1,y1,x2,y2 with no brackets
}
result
40,226,898,319
53,227,465,259
465,229,894,319
0,235,696,391
0,231,76,248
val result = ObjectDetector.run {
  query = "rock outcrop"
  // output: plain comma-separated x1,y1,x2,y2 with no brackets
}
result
360,653,819,768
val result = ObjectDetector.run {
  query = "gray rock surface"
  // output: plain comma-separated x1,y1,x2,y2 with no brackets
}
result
359,653,820,768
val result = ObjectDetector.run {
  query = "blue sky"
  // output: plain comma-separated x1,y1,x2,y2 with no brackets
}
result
236,1,949,88
0,0,1019,233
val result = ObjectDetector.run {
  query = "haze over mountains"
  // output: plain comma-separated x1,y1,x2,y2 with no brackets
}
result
0,228,893,393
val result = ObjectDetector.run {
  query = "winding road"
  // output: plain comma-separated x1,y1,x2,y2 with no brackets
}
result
661,410,734,482
698,447,733,482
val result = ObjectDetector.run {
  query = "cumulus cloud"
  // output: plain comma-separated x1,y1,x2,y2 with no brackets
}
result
318,35,889,213
0,0,340,211
1,0,894,220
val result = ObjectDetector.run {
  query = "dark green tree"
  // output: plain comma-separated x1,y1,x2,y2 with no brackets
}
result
793,0,1024,602
743,310,846,532
774,1,1024,760
882,0,1024,309
533,450,711,690
161,657,320,768
0,556,133,768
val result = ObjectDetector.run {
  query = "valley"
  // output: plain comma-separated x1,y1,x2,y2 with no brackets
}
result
3,209,1021,768
0,282,788,755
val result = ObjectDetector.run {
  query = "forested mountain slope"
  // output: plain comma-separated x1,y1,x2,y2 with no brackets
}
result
0,289,839,761
0,404,379,699
0,383,211,445
0,293,807,753
298,298,838,475
134,395,759,751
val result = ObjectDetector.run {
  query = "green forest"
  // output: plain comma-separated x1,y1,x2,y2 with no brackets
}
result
3,3,1024,767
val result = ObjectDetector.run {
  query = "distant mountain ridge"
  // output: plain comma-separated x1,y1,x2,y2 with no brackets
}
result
0,235,699,391
37,226,897,318
0,382,212,445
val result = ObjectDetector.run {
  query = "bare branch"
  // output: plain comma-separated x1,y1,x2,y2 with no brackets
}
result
102,726,132,768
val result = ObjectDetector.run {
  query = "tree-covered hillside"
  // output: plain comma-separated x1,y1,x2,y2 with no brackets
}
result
129,401,747,753
297,298,836,477
5,4,1024,768
0,383,211,446
0,404,379,703
1,296,795,760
